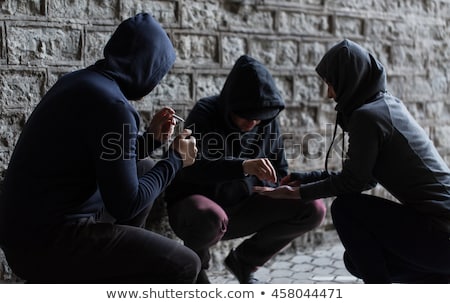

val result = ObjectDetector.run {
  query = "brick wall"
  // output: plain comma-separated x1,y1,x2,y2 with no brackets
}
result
1,0,450,281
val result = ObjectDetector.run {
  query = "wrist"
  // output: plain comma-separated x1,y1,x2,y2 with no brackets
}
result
242,160,249,176
288,186,301,199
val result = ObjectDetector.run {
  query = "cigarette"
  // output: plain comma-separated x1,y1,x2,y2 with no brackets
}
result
173,113,185,122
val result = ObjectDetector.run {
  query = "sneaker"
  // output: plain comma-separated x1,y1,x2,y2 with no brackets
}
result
196,269,211,284
224,248,260,284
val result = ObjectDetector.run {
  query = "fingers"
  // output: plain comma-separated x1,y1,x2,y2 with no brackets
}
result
253,186,275,193
254,158,277,183
256,185,300,199
280,175,291,185
177,128,192,139
172,129,197,168
159,106,175,115
262,158,277,183
153,107,176,124
242,158,277,183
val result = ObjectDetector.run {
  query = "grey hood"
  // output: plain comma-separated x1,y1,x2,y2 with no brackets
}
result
316,39,386,119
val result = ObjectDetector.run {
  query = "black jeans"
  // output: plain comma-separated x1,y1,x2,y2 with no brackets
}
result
331,193,450,283
3,159,201,283
168,194,326,269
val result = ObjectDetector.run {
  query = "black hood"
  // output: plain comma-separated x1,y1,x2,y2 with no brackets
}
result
219,55,285,124
316,39,386,116
94,13,176,100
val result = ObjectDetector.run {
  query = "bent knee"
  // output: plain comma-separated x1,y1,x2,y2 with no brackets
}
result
170,195,228,247
303,199,327,229
330,194,360,221
170,247,201,283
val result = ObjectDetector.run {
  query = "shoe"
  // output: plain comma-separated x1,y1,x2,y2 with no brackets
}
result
224,248,260,284
196,269,211,284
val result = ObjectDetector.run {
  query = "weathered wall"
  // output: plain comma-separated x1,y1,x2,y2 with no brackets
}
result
1,0,450,281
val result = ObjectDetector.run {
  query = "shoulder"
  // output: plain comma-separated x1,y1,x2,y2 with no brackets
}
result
192,96,220,113
352,98,392,123
349,97,394,136
186,96,221,124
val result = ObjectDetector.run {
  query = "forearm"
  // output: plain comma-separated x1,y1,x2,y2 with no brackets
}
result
136,133,162,159
98,149,182,221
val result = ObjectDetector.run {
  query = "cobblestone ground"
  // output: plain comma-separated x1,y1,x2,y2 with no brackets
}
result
208,230,363,284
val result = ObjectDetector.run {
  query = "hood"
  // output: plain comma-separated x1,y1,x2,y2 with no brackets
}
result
315,39,386,115
94,13,176,100
219,55,285,124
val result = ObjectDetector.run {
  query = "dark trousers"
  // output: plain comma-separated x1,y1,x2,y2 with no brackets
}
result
331,193,450,283
3,159,201,283
168,194,326,269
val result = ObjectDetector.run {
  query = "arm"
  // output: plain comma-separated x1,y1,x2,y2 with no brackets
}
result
92,102,183,222
300,110,381,200
258,109,381,200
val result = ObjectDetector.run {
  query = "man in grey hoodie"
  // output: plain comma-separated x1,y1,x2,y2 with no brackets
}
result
257,40,450,283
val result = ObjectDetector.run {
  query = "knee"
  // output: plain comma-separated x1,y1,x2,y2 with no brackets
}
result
175,248,202,284
330,196,344,220
302,199,327,230
330,194,360,223
170,195,228,247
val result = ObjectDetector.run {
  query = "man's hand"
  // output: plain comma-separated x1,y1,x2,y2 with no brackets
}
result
242,158,277,183
253,185,301,199
280,174,301,186
147,107,176,143
172,129,197,167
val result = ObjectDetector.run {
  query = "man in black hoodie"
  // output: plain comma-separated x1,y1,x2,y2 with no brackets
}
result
0,13,200,283
166,55,326,284
257,40,450,283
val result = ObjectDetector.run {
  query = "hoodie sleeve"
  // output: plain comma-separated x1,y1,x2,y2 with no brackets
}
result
300,108,381,200
136,132,162,159
91,101,182,222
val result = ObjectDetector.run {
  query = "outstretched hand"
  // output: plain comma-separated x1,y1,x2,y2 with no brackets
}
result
253,185,301,199
280,174,301,186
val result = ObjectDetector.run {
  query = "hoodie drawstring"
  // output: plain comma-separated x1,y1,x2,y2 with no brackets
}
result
325,116,345,173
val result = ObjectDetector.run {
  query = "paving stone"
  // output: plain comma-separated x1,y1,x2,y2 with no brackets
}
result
270,269,294,278
208,231,361,284
291,255,314,264
311,257,333,266
292,271,314,281
270,261,293,270
311,275,336,282
270,277,295,284
292,263,315,272
310,267,336,275
334,275,362,283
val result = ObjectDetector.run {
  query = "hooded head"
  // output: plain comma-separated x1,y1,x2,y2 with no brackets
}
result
220,55,285,125
95,13,176,100
316,39,386,115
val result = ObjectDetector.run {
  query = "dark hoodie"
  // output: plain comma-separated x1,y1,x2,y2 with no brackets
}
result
0,13,181,247
297,39,450,233
165,55,286,207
